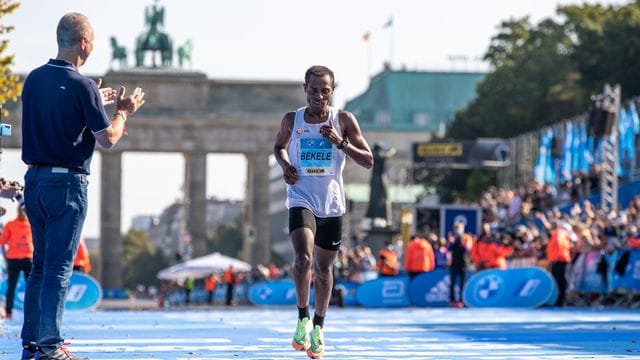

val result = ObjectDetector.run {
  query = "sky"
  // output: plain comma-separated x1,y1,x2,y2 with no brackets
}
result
0,0,628,237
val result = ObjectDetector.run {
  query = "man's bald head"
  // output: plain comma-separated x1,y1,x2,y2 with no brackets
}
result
56,12,93,50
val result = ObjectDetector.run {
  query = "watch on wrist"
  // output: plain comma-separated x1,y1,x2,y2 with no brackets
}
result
337,138,349,150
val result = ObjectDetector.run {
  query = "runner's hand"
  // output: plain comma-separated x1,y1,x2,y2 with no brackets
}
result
283,165,298,185
320,122,340,145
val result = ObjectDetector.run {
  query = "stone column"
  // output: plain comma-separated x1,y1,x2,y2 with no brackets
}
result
184,151,208,258
245,154,271,266
100,151,122,290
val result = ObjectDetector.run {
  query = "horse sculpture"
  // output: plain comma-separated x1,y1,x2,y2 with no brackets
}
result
177,40,193,68
110,36,128,69
135,2,173,67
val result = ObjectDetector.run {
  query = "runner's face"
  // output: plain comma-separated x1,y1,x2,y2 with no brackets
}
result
304,74,333,114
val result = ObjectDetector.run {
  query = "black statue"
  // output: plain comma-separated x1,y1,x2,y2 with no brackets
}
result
177,40,193,68
110,36,128,69
135,1,173,67
365,142,396,228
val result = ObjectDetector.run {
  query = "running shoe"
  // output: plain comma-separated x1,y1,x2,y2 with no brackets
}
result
36,347,87,360
306,325,324,359
292,317,312,351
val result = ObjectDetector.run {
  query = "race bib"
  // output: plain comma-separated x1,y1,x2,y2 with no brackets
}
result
299,137,334,176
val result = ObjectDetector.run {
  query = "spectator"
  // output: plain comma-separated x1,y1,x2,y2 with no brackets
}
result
224,265,235,306
547,222,572,306
72,237,91,273
0,205,33,319
404,235,435,279
447,222,472,307
184,277,194,305
377,241,399,277
204,273,218,305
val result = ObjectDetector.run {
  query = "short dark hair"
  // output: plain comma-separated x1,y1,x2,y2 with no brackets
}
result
57,13,92,49
305,65,335,87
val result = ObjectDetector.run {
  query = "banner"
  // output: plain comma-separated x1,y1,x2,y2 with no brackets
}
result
356,276,411,307
412,139,510,169
571,251,606,293
463,267,555,308
0,272,102,311
409,269,457,307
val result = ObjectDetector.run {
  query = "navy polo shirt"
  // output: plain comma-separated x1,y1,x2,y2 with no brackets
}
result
21,59,111,174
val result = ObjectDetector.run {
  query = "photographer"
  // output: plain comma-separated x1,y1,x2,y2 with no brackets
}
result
0,179,24,207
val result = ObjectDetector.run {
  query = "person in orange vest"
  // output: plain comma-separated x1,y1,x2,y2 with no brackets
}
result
471,223,491,270
480,234,513,269
0,205,34,319
378,241,399,277
404,235,435,280
72,237,91,273
547,221,572,306
204,273,218,305
224,265,235,306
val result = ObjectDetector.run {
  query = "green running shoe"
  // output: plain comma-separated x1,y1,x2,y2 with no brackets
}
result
306,325,324,359
292,317,312,351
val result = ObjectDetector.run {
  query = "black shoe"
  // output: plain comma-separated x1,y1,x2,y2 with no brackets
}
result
36,347,87,360
21,343,36,360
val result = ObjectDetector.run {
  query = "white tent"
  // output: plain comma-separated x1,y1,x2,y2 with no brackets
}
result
157,252,251,282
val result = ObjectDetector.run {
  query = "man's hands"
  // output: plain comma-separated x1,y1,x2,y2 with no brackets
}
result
97,78,116,106
116,86,146,118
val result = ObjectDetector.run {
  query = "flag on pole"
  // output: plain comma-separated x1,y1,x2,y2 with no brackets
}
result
383,16,393,29
362,31,370,42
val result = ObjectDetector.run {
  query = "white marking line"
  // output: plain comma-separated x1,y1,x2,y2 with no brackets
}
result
70,338,231,344
258,337,441,343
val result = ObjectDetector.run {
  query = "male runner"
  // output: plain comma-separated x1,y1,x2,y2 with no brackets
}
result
274,65,373,359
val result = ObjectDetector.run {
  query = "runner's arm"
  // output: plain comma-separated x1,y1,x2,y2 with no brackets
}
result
273,112,298,185
338,111,373,169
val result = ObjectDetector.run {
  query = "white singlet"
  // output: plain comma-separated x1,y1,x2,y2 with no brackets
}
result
286,106,346,217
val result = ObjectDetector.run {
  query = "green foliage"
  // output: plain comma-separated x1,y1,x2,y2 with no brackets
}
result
121,229,169,290
448,2,640,140
0,1,21,115
439,2,640,202
207,216,243,259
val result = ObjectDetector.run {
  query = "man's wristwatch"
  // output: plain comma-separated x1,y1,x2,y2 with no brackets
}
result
337,138,349,150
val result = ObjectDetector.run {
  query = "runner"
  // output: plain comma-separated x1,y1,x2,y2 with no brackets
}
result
273,65,373,359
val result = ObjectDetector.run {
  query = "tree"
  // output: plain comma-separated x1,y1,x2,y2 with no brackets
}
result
449,2,640,141
562,3,640,98
448,16,584,139
0,1,21,116
121,229,169,290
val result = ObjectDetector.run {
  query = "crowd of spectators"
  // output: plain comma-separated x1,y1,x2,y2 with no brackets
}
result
157,178,640,308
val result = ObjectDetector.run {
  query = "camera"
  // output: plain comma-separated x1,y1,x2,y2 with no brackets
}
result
0,178,24,208
0,123,11,136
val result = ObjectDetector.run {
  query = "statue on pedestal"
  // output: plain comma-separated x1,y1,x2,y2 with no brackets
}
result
363,142,396,229
109,37,128,69
135,0,173,67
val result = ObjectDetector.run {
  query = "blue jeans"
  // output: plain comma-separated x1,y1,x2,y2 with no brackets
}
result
20,167,88,353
